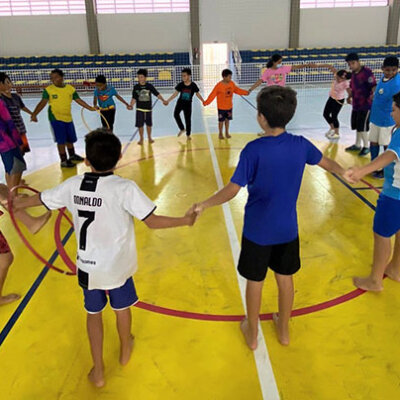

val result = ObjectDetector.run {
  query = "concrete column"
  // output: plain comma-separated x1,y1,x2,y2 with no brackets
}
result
190,0,200,65
289,0,300,48
85,0,100,54
387,0,400,45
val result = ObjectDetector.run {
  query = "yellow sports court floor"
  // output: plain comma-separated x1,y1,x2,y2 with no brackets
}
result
0,132,398,400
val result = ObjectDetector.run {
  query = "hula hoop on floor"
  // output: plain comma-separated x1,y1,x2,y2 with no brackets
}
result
81,108,110,132
8,185,76,275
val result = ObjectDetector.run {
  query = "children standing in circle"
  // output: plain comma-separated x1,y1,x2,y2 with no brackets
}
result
93,75,130,132
0,73,34,154
166,68,205,140
31,69,96,168
345,52,377,157
369,56,400,179
130,69,168,146
323,69,351,140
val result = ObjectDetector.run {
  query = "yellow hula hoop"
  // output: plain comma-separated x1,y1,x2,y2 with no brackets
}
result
81,108,111,132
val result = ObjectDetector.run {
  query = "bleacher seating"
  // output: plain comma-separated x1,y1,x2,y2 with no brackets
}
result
0,52,190,70
240,45,400,64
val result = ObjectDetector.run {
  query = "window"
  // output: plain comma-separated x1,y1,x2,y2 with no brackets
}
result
300,0,388,8
0,0,86,15
96,0,189,14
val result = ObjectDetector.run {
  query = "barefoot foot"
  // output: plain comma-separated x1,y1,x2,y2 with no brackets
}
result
88,366,105,388
218,134,224,140
273,313,290,346
137,141,143,146
28,211,52,235
385,264,400,283
240,318,258,350
0,293,21,306
353,276,383,292
225,133,232,139
148,138,155,144
120,335,134,366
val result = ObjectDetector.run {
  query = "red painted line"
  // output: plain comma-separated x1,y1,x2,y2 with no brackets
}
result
54,209,76,274
360,179,382,194
133,287,367,322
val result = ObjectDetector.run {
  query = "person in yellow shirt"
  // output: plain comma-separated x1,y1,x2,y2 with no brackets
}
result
203,69,249,139
31,69,95,168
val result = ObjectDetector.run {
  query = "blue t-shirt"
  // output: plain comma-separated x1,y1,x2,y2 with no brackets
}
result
94,86,118,109
370,74,400,127
384,128,400,200
231,133,322,246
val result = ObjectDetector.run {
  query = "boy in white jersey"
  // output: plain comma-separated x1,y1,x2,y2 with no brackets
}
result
14,129,196,387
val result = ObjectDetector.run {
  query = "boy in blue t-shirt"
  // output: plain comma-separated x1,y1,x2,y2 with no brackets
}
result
345,91,400,292
369,56,400,179
93,75,130,132
192,86,346,348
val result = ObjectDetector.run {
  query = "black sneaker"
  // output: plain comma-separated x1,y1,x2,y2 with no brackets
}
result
69,154,84,162
372,170,384,179
345,144,362,152
358,147,370,157
60,159,76,168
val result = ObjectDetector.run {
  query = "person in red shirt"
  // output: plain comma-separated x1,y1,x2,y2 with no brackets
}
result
204,69,249,139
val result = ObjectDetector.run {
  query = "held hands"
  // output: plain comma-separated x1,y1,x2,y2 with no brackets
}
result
163,100,169,106
31,114,38,122
343,167,362,184
127,104,133,110
347,97,352,105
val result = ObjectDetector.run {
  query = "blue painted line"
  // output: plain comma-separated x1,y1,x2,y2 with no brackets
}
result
354,186,383,191
332,173,376,211
0,227,74,348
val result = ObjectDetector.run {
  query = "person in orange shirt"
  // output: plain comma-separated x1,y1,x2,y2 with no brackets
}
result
203,69,249,139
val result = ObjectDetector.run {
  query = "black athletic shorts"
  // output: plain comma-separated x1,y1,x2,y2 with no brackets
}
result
351,110,370,132
238,236,301,282
218,109,233,122
136,110,152,127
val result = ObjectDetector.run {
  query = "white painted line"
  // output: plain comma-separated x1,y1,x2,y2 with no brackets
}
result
203,119,280,400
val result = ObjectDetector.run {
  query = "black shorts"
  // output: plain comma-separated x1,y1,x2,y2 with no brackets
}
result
218,109,233,122
238,236,301,282
351,110,370,132
136,110,152,127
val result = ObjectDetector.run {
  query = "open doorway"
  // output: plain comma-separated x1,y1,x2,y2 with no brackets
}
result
202,42,228,87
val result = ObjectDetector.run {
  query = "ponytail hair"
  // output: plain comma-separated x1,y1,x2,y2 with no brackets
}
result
267,54,283,68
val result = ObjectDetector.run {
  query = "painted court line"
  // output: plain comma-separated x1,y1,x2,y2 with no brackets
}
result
202,122,280,399
0,228,74,348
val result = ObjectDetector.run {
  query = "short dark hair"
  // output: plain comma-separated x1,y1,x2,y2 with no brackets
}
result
257,86,297,128
393,91,400,108
0,72,10,84
85,129,122,171
95,74,107,84
337,69,351,80
51,68,64,77
182,68,192,75
345,53,359,62
222,69,232,78
383,56,399,68
137,69,148,77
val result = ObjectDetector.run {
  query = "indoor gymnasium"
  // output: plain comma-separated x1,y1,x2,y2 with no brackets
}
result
0,1,400,399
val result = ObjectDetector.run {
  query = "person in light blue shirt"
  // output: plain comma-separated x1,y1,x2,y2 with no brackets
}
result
93,75,130,132
191,86,346,348
346,91,400,293
369,56,400,178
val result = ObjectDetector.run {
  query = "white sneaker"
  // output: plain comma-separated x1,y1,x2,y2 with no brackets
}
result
330,132,340,140
325,129,334,138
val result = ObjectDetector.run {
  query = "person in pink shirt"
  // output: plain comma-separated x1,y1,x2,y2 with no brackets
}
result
249,54,315,92
323,69,352,140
